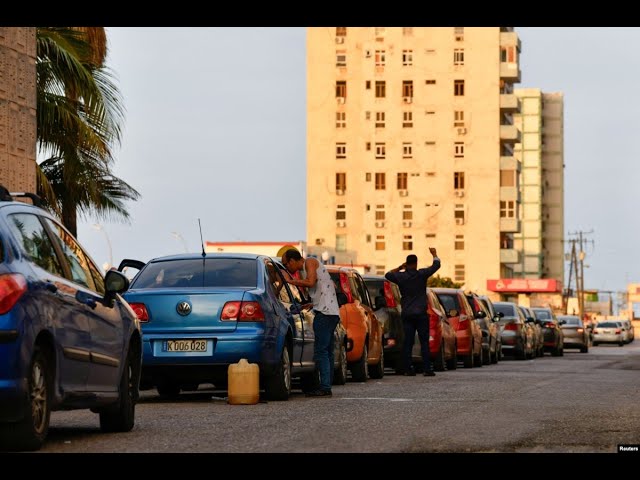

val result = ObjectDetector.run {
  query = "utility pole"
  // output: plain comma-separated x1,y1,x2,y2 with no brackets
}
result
563,240,576,314
568,230,594,322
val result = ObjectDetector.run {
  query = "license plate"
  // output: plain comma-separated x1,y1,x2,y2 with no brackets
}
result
163,339,207,352
602,330,611,334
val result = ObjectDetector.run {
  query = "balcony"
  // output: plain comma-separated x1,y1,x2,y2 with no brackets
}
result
500,156,521,172
500,125,521,143
500,186,521,202
500,62,521,82
500,94,520,113
500,31,521,49
500,217,521,233
500,248,520,264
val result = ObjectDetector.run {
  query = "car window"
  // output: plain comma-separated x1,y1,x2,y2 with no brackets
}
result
532,309,551,320
436,292,459,312
7,213,64,277
43,218,95,290
88,261,106,295
364,279,384,304
558,316,580,326
494,303,516,317
596,322,619,328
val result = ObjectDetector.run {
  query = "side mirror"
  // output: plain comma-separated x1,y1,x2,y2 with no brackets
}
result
374,295,387,310
558,319,566,325
448,308,459,318
337,292,348,307
497,312,504,318
104,270,130,307
475,310,486,319
526,318,534,324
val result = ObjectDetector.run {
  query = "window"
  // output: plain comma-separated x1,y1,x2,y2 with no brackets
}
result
403,205,413,220
336,111,346,128
454,27,464,41
402,50,413,66
375,206,385,220
375,173,386,190
397,172,408,190
44,218,94,290
501,233,513,249
454,80,465,96
454,204,465,224
403,235,413,251
7,213,64,277
500,200,516,218
375,27,386,39
375,81,386,98
336,205,346,220
403,111,413,128
455,234,465,250
402,81,413,98
336,81,347,98
454,49,464,65
336,143,346,159
425,79,436,85
454,110,464,127
366,234,372,243
336,50,346,67
375,235,385,251
375,50,386,67
454,172,465,189
454,142,464,158
375,143,386,159
366,80,371,90
403,27,413,36
501,46,517,63
426,233,436,239
336,27,347,37
500,170,516,187
336,234,347,252
454,264,465,282
366,142,371,150
365,172,371,182
336,172,346,191
375,112,385,128
403,142,412,158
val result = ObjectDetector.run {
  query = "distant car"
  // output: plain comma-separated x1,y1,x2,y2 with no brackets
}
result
592,321,625,347
557,315,589,353
466,292,501,364
0,187,141,451
531,307,564,356
519,306,544,357
493,302,534,360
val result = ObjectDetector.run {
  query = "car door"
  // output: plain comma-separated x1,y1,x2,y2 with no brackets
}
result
5,212,91,393
44,218,123,392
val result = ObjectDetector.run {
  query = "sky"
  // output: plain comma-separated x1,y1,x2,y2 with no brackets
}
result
74,27,640,294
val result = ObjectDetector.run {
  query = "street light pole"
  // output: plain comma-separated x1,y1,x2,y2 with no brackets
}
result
171,231,188,253
92,224,113,270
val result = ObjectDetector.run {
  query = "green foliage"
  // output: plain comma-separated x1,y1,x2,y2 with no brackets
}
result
427,275,463,289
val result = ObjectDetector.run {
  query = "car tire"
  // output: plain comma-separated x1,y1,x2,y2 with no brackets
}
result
264,346,291,401
463,341,474,368
580,344,589,353
0,348,52,451
368,341,385,379
333,342,348,385
350,343,368,382
433,341,446,372
100,347,137,433
156,382,181,398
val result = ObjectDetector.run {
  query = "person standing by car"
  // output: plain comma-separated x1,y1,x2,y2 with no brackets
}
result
385,248,441,377
282,249,340,397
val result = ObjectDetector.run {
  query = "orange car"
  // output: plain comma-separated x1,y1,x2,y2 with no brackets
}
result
326,266,384,381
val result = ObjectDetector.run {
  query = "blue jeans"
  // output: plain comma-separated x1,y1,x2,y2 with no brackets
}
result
402,313,431,372
313,311,340,391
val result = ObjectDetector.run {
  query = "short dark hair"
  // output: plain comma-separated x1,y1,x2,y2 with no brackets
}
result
406,254,418,265
283,248,302,262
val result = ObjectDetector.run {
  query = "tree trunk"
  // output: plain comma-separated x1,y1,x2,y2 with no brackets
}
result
62,200,77,237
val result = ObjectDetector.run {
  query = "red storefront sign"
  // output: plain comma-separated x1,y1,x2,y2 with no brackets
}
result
486,279,560,293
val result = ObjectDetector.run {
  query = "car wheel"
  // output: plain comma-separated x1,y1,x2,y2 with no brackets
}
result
264,345,291,400
446,343,458,370
156,382,181,398
0,348,52,451
100,347,138,433
333,342,348,385
349,343,368,382
368,341,385,379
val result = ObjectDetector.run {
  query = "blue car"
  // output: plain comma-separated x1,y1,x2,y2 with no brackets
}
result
120,253,347,400
0,186,142,451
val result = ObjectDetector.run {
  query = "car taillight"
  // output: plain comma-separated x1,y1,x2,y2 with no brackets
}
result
615,329,621,334
0,274,27,315
221,301,264,321
339,273,353,303
383,281,396,307
544,322,555,329
593,329,599,334
129,302,149,322
577,328,584,333
504,323,518,331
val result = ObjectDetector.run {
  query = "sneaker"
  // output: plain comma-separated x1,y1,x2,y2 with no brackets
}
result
403,370,416,376
423,370,436,377
305,389,332,397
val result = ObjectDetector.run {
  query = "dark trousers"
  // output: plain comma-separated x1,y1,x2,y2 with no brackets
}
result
402,313,431,372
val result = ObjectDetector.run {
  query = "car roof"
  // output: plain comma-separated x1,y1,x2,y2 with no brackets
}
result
362,274,385,281
148,252,263,263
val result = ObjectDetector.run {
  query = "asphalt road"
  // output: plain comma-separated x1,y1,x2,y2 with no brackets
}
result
37,341,640,453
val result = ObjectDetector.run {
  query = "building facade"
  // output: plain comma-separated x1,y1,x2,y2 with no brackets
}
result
307,27,521,292
0,27,37,192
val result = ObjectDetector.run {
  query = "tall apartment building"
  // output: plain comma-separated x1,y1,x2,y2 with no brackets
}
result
307,27,521,292
513,89,564,286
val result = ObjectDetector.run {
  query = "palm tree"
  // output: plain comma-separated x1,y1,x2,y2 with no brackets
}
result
36,27,139,236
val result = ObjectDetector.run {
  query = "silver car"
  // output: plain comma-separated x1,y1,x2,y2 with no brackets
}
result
557,315,589,353
592,321,625,347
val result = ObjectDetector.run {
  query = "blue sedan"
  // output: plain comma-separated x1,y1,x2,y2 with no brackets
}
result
121,253,345,400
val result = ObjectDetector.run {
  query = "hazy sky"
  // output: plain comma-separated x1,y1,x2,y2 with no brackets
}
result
74,27,640,294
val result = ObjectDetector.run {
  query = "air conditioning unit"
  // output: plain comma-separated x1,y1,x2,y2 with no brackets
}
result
457,127,467,135
455,35,464,42
375,221,385,228
365,50,371,58
399,190,408,197
336,37,345,44
403,221,412,228
337,97,346,104
336,220,346,228
454,190,465,197
403,96,413,104
315,238,325,245
455,218,465,225
336,189,345,196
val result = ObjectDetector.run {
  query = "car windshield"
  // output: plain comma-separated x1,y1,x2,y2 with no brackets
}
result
596,322,619,328
558,316,580,325
532,309,552,320
131,258,258,289
494,303,516,317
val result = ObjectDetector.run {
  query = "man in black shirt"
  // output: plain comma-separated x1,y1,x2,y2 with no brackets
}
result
385,248,441,376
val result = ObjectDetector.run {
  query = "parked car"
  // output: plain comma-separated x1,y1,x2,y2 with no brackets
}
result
476,295,503,361
363,275,403,372
493,302,534,360
530,307,564,356
592,321,625,347
432,288,483,368
0,187,141,451
519,306,544,357
120,254,340,400
413,290,457,371
466,292,500,364
557,315,589,353
327,266,384,380
620,319,634,344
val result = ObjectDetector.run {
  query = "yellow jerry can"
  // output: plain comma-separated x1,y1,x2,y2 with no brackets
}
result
227,358,260,405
